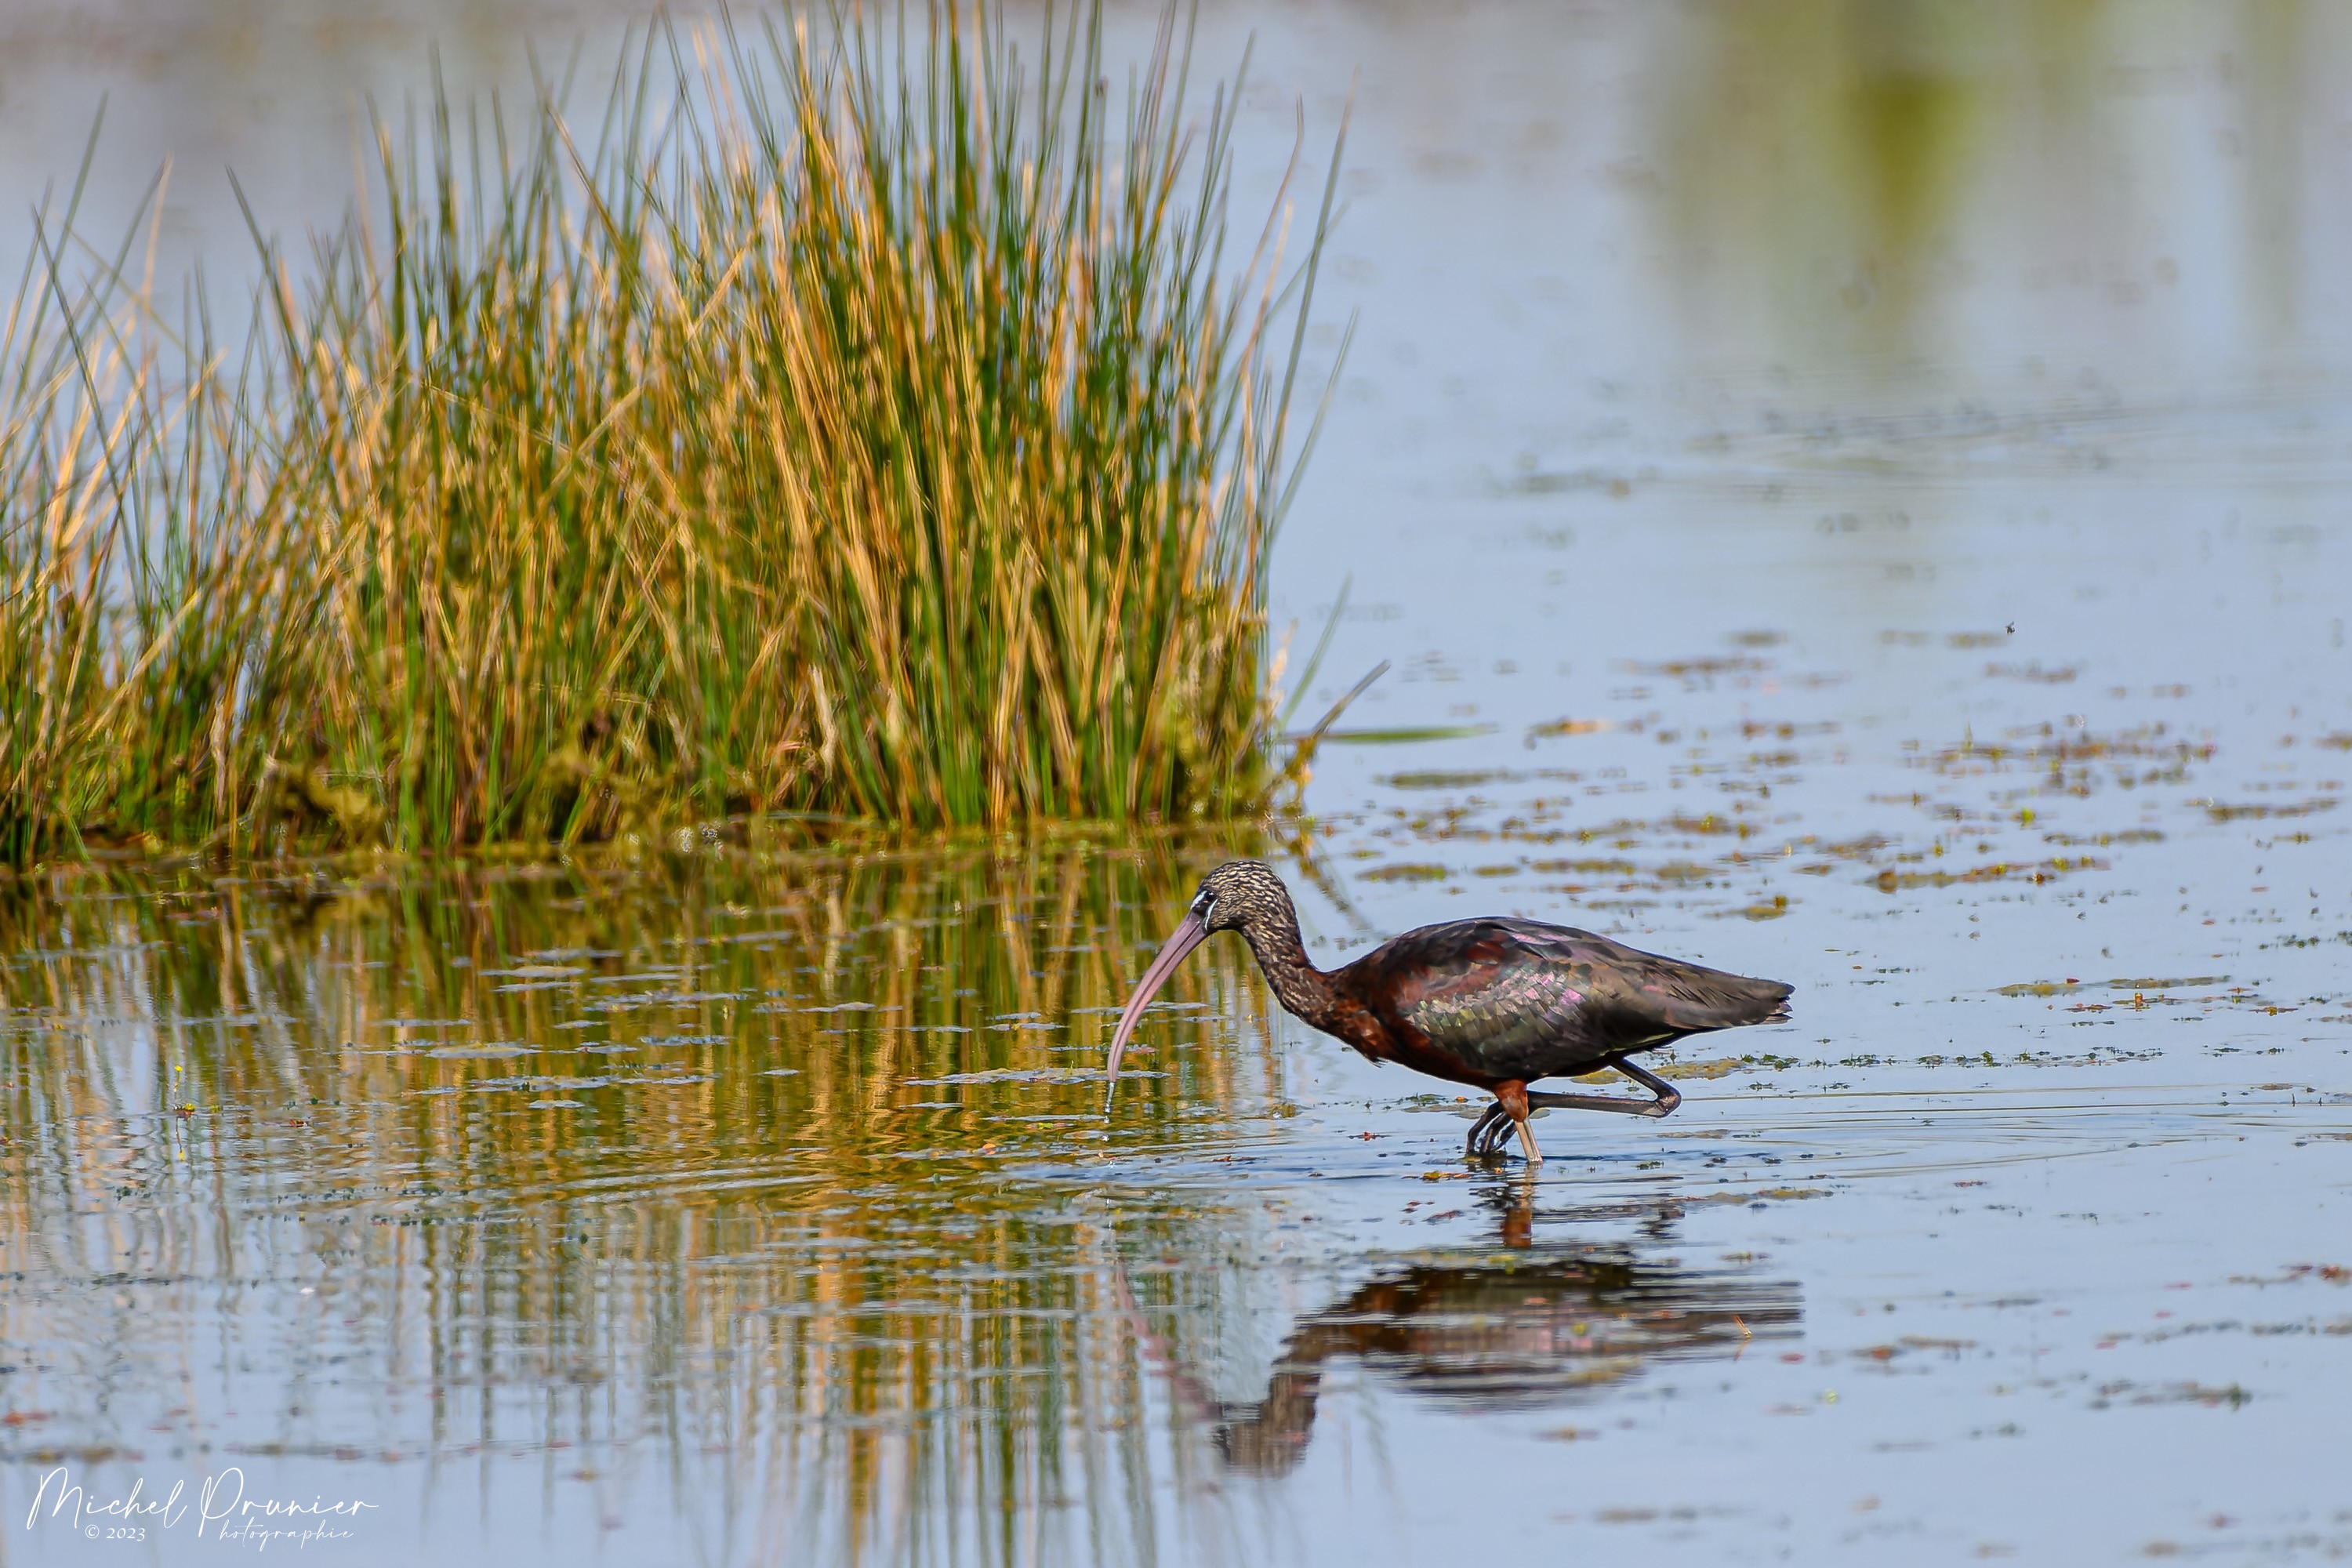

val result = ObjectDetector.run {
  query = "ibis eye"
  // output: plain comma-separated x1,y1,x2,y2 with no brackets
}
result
1193,893,1217,924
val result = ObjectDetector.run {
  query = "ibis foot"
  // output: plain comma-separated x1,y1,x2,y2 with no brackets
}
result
1463,1102,1510,1160
1479,1113,1518,1160
1476,1082,1539,1164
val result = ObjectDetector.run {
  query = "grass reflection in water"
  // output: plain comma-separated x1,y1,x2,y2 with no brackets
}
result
0,833,1309,1559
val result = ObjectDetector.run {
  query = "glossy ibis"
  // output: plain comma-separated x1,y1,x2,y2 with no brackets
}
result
1104,859,1793,1163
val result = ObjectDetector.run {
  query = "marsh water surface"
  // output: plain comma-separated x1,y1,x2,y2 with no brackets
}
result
5,2,2352,1563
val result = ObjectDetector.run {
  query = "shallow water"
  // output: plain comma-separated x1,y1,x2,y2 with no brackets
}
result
5,1,2352,1563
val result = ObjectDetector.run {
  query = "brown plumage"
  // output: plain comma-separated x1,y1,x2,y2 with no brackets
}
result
1105,859,1794,1163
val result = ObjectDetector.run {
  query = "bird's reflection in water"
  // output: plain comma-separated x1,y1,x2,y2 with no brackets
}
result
1201,1189,1803,1477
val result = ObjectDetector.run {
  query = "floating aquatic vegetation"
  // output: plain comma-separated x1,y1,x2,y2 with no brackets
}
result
1529,858,1639,876
1526,717,1613,739
1650,1056,1748,1081
1994,975,2228,998
1873,855,2107,891
1318,724,1500,745
2198,798,2340,822
1378,768,1578,790
1717,895,1793,920
1620,654,1774,680
1359,862,1450,884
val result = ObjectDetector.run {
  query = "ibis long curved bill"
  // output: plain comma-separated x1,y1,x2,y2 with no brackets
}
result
1103,910,1209,1112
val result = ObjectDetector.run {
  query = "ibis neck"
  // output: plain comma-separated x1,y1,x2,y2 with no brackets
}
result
1240,913,1339,1029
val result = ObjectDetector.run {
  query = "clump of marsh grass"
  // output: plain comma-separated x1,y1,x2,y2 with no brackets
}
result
0,2,1340,866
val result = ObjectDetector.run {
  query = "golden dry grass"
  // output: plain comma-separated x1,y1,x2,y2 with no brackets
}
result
0,2,1339,866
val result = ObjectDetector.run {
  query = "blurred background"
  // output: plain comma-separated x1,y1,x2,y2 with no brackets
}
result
9,0,2351,398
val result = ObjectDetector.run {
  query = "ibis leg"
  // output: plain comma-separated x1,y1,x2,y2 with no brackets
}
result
1613,1058,1683,1116
1524,1058,1682,1120
1479,1109,1519,1159
1512,1111,1544,1167
1494,1082,1543,1166
1463,1102,1508,1160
